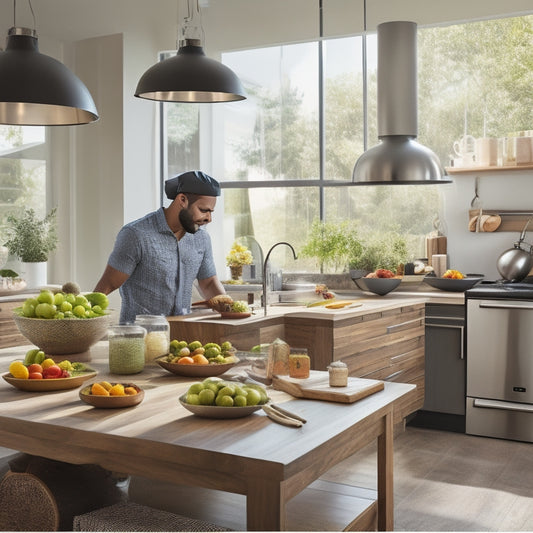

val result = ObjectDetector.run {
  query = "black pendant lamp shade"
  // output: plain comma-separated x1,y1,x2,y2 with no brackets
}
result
135,0,246,104
0,27,99,126
135,41,246,103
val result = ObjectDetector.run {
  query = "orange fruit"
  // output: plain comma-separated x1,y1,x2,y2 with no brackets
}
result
109,384,125,396
177,356,194,365
91,383,110,396
124,386,138,395
192,354,209,365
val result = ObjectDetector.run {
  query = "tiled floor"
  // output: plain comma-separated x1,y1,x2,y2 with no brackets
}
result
2,426,533,531
322,425,533,531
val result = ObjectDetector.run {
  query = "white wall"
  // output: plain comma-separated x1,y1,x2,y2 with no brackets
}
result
0,0,531,290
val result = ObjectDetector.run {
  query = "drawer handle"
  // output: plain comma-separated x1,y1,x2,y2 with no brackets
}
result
425,324,464,359
425,315,464,322
384,370,403,381
386,318,423,334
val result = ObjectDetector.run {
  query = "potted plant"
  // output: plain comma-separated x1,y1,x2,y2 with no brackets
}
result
348,232,407,276
225,241,253,281
3,207,58,287
300,220,361,274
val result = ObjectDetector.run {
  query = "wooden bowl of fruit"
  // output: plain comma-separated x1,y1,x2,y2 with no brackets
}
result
79,381,144,408
156,340,239,377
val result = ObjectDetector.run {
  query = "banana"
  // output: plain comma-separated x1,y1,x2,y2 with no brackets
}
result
306,299,336,308
325,300,362,309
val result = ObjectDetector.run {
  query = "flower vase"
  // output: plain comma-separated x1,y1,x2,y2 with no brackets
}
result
230,265,243,281
22,262,47,289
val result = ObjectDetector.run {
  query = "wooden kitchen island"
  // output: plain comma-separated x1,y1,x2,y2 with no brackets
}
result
168,295,427,425
0,342,414,531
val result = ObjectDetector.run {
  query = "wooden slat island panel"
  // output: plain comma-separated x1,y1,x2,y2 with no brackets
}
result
168,299,426,424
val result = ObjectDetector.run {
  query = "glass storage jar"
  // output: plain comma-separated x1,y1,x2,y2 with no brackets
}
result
108,325,146,374
134,314,170,363
328,361,349,387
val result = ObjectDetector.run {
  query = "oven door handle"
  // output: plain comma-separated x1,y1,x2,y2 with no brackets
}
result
473,398,533,413
479,302,533,310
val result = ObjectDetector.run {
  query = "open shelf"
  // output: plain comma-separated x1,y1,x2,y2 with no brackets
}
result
447,164,533,174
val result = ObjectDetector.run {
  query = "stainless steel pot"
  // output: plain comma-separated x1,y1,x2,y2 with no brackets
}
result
497,220,533,281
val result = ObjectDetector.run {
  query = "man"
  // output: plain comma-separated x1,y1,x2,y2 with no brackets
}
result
94,171,226,323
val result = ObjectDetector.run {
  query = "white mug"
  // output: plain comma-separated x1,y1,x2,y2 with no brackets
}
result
475,138,498,167
515,136,533,165
453,135,476,157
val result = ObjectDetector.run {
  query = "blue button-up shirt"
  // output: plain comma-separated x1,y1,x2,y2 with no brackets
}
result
108,208,217,323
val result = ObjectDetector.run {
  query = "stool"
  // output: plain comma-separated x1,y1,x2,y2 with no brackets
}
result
73,501,231,532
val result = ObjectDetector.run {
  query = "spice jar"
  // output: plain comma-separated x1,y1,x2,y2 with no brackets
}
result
134,314,170,363
108,325,146,374
289,348,310,379
328,361,349,387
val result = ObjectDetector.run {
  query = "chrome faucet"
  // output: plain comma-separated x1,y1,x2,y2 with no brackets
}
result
262,242,297,316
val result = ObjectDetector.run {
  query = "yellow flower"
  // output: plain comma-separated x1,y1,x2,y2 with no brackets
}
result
226,242,253,266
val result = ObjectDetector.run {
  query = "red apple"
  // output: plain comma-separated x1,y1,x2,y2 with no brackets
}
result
42,365,63,379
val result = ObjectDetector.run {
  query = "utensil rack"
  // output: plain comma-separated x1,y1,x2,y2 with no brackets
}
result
468,209,533,232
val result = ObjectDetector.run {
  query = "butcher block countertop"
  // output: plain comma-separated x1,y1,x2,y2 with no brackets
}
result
171,289,463,327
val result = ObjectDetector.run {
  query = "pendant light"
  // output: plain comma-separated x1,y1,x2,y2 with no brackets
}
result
352,19,450,184
0,1,98,126
135,0,246,103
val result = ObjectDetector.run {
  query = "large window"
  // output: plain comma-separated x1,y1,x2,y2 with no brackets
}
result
162,15,533,274
0,126,47,270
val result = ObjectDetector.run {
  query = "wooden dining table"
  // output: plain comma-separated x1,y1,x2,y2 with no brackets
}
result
0,341,415,531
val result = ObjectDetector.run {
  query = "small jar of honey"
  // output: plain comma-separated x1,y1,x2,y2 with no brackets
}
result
289,348,310,379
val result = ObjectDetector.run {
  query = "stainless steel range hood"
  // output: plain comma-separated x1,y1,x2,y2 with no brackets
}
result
352,21,451,184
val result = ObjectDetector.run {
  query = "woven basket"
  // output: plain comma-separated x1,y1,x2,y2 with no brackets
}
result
13,314,111,355
0,471,60,531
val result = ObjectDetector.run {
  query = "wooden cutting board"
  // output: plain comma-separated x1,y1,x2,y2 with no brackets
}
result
272,371,384,403
426,236,447,265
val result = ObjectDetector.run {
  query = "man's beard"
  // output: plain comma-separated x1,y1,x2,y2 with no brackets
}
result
179,208,199,234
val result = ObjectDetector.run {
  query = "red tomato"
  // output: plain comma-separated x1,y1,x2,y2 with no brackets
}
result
28,372,43,380
27,363,43,374
42,364,63,379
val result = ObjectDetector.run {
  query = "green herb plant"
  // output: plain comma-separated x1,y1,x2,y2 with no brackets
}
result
3,208,58,263
348,232,408,273
300,220,362,273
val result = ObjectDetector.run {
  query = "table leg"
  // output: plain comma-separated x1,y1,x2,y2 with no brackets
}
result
246,479,286,531
377,410,394,531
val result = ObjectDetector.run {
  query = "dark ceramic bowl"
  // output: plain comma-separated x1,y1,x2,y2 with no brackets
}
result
353,277,402,296
423,276,483,292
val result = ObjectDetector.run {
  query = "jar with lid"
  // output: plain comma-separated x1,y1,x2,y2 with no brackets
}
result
108,325,146,374
134,314,170,363
328,361,349,387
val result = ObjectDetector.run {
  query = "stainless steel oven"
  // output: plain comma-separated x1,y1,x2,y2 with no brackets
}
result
466,281,533,442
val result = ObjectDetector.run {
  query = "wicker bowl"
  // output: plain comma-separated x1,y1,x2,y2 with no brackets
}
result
13,314,111,355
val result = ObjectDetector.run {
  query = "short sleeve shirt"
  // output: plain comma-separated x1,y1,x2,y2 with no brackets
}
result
108,208,217,323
